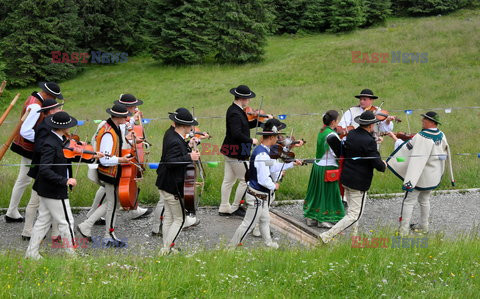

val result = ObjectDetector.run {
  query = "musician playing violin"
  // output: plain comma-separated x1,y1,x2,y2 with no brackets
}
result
84,94,152,229
219,85,273,217
155,108,200,255
25,111,103,260
338,89,396,144
230,119,302,249
21,99,64,242
77,104,134,248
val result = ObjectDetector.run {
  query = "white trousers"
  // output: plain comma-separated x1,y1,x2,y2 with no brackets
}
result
230,192,274,247
399,189,431,235
87,185,147,219
25,197,75,259
152,196,197,234
161,190,185,250
7,156,32,218
321,186,366,242
220,156,248,213
79,183,119,239
22,190,60,237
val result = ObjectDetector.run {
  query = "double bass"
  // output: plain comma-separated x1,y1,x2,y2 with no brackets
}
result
183,129,206,215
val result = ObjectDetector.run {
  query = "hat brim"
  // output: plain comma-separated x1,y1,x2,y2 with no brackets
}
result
421,114,441,124
168,113,199,126
256,132,286,136
354,115,381,125
106,108,133,118
114,99,144,106
45,114,77,129
38,102,63,113
230,88,256,99
355,94,378,99
38,82,64,100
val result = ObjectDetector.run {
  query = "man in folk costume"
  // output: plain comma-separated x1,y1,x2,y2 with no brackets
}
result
219,85,272,217
155,108,200,255
338,89,396,141
320,111,386,244
25,112,102,260
386,111,454,236
230,119,302,249
85,94,152,227
6,82,63,223
21,99,63,241
77,104,133,247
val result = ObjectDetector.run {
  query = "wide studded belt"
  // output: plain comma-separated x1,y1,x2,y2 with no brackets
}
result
247,188,268,200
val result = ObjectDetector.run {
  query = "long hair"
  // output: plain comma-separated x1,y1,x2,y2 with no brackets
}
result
320,110,339,133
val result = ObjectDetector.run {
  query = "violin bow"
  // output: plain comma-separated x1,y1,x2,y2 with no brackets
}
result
191,106,205,181
70,135,89,191
252,96,264,148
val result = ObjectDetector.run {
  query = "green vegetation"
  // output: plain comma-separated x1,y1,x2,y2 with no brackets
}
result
0,9,479,209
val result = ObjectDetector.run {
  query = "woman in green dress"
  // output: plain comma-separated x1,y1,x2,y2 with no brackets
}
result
304,110,345,228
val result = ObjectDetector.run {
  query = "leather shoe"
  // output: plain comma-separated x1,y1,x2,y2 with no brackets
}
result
132,207,154,220
231,208,246,217
76,225,92,242
151,231,162,237
94,217,106,226
5,215,24,223
105,239,127,248
21,235,30,241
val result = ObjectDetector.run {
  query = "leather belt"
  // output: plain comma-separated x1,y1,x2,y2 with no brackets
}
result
247,188,268,200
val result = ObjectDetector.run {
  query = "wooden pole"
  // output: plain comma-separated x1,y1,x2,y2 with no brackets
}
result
0,93,20,127
0,108,30,162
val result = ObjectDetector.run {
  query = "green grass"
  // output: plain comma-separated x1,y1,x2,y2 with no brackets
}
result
0,9,479,208
2,233,479,297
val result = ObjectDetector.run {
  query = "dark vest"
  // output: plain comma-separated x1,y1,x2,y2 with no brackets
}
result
248,145,270,193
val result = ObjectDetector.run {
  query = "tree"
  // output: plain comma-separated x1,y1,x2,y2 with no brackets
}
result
328,0,365,33
271,0,306,34
0,0,83,86
214,0,271,63
301,0,331,32
144,0,216,64
361,0,392,27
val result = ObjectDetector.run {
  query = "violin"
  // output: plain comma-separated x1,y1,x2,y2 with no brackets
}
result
185,127,211,140
244,106,270,123
374,109,402,123
269,144,296,163
277,135,306,148
381,131,415,141
63,139,98,160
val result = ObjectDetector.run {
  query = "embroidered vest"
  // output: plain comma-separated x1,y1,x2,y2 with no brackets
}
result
95,119,122,184
11,94,45,158
248,145,271,193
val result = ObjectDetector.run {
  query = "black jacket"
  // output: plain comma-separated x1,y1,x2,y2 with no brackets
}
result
340,127,386,191
32,131,72,199
27,118,52,179
155,126,192,197
221,103,260,160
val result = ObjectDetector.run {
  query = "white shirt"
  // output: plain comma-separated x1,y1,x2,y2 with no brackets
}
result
252,144,294,191
339,106,393,134
20,93,44,142
315,132,339,167
99,132,120,166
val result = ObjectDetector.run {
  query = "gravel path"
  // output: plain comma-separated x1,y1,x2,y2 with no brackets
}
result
1,191,478,257
274,191,480,239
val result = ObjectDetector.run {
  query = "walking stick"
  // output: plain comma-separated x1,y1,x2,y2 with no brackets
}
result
0,80,6,97
0,93,20,127
0,108,30,162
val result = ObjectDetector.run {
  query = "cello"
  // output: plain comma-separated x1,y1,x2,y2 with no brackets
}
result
183,129,206,215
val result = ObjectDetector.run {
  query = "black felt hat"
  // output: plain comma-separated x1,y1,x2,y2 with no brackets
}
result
256,119,286,136
168,108,198,126
421,111,441,124
230,85,256,99
354,110,380,125
38,82,63,99
114,93,143,106
355,88,378,99
106,103,132,118
38,99,63,113
45,111,77,129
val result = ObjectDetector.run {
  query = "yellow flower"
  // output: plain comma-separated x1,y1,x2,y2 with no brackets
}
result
450,273,455,277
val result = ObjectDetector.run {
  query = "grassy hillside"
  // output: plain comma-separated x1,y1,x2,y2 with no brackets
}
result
0,9,479,208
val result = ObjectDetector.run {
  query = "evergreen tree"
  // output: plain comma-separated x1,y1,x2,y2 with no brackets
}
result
301,0,331,32
0,0,83,87
271,0,306,34
328,0,365,33
361,0,392,27
214,0,271,63
77,0,144,55
144,0,216,64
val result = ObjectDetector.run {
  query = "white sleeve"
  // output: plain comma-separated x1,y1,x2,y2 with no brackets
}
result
338,110,352,128
394,139,404,150
99,133,119,166
254,152,277,191
20,103,42,142
378,119,394,133
270,162,294,182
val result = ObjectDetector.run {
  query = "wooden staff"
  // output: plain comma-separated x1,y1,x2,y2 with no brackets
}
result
0,108,30,162
0,80,6,97
0,93,20,127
